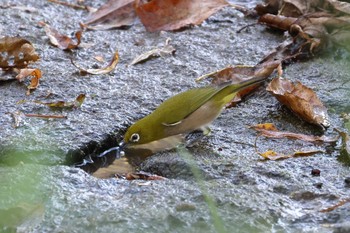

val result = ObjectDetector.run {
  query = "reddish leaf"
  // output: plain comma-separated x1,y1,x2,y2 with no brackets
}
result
84,0,136,30
0,36,39,69
43,23,82,50
196,61,281,106
135,0,229,32
266,77,330,128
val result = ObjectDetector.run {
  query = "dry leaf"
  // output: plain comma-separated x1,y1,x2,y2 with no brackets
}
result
320,198,350,212
0,36,39,69
135,0,229,32
266,77,330,128
43,24,82,50
259,149,324,160
71,50,119,75
15,68,42,95
196,61,281,106
34,94,86,109
125,171,166,181
250,123,339,143
84,0,136,30
130,38,175,65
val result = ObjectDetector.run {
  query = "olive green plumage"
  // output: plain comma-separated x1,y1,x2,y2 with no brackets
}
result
124,76,264,152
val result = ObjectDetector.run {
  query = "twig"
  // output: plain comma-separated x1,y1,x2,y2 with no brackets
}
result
320,198,350,213
47,0,87,10
24,113,67,119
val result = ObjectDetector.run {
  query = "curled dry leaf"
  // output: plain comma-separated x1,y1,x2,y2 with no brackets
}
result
266,77,330,128
43,24,82,50
15,68,42,95
0,36,39,69
196,61,281,106
71,50,119,75
130,38,176,65
84,0,136,30
34,93,86,109
250,123,339,143
259,149,324,160
135,0,229,32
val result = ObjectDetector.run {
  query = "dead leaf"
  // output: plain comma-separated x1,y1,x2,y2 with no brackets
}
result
135,0,229,32
196,61,281,106
71,50,119,75
250,123,339,143
130,38,175,65
266,77,330,128
47,0,87,10
84,0,136,30
320,198,350,212
0,36,39,69
125,171,166,181
34,94,86,109
43,24,82,50
259,149,324,160
15,68,42,95
335,129,350,165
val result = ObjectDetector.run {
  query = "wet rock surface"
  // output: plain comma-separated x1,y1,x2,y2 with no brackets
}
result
1,0,350,232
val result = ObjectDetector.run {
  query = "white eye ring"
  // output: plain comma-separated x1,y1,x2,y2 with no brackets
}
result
130,133,140,142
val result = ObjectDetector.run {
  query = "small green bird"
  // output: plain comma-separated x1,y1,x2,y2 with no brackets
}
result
123,76,265,153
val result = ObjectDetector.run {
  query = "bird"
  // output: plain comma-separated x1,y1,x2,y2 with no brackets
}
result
122,76,265,153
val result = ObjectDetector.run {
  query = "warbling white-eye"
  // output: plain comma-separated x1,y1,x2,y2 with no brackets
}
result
123,76,265,153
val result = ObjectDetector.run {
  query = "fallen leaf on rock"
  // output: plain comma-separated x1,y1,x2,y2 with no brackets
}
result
130,38,175,65
15,68,42,95
335,129,350,166
258,149,324,160
320,198,350,213
0,36,39,69
196,61,281,106
125,172,166,181
34,94,86,109
250,123,339,143
47,0,87,10
266,77,330,128
83,0,136,30
71,50,119,75
135,0,229,32
43,23,82,50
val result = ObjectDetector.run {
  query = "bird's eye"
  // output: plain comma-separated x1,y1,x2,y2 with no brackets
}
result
130,133,140,142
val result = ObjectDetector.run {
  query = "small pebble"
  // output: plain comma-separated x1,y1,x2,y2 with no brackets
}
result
345,177,350,187
314,182,323,189
311,169,321,176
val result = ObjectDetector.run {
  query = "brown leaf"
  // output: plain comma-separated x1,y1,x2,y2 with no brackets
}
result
135,0,229,32
250,123,339,143
71,50,119,75
125,172,166,181
0,36,39,69
84,0,136,30
15,68,42,95
196,61,281,106
320,198,350,212
43,24,82,50
266,77,330,128
34,93,86,109
259,149,324,160
130,38,175,65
